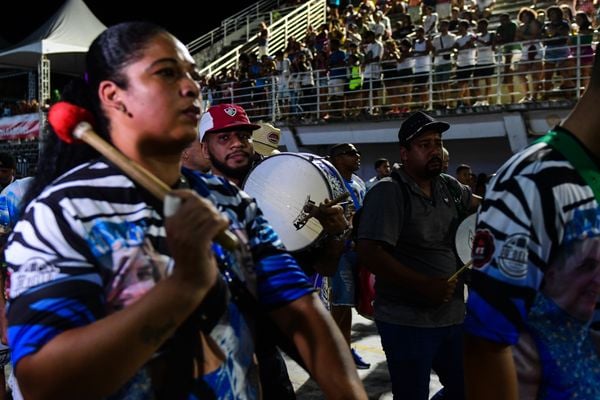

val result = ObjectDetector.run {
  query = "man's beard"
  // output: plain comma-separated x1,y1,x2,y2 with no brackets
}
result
209,153,252,184
424,157,443,179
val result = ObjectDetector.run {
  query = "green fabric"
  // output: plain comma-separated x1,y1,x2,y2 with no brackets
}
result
348,65,362,90
536,128,600,201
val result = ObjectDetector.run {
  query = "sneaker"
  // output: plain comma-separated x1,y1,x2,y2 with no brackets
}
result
351,348,371,369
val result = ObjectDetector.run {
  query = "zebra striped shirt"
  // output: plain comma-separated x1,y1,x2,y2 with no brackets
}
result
465,130,600,399
6,160,312,398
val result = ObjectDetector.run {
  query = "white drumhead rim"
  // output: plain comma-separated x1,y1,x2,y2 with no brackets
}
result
455,213,477,265
243,152,341,252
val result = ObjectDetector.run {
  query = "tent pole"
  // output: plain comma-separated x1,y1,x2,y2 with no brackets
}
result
38,55,50,107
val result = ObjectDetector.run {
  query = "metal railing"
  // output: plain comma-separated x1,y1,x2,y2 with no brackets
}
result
199,0,326,77
202,37,596,122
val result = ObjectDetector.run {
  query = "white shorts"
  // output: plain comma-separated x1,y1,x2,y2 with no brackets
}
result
328,78,346,97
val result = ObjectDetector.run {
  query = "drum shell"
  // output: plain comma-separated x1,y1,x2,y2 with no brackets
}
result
242,152,347,252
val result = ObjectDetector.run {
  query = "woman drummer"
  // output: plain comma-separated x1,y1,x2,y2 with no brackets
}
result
4,21,366,399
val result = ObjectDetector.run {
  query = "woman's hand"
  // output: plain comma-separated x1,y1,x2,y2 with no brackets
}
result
164,189,230,289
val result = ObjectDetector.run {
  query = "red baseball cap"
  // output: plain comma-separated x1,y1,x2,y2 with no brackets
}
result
198,104,260,141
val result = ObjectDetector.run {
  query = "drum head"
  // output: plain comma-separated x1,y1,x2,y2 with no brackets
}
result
243,153,335,252
455,213,477,265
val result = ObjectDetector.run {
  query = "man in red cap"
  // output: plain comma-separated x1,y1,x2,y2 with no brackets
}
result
198,104,261,186
197,104,359,399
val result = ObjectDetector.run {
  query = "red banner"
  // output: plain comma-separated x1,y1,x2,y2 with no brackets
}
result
0,113,40,141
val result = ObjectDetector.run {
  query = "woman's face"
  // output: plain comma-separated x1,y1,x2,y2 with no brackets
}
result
115,32,202,154
544,238,600,321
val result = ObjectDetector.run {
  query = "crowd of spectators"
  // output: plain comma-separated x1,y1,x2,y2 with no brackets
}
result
199,0,600,121
0,99,39,118
1,0,599,123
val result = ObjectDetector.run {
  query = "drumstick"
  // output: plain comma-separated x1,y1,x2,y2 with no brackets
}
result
48,101,239,252
448,259,473,282
315,192,351,210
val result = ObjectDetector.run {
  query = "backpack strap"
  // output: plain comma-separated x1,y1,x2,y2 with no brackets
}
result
536,128,600,201
390,170,411,217
439,173,470,221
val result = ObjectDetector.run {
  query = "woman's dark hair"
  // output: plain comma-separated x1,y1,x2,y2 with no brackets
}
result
21,21,168,211
20,79,98,209
518,7,537,23
575,11,591,30
546,6,563,21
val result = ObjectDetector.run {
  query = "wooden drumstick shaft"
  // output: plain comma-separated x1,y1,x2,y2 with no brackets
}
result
448,259,473,282
74,122,240,251
328,192,351,206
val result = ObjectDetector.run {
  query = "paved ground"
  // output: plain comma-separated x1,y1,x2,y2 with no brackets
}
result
285,309,442,399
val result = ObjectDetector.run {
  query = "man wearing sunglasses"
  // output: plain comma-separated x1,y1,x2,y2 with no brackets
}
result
327,143,370,369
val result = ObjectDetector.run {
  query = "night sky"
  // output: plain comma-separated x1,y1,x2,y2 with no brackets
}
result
0,0,257,45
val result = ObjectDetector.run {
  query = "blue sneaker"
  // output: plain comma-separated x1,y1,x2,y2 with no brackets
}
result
351,348,370,369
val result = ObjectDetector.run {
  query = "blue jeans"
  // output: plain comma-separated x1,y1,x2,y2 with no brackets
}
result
330,250,357,306
375,321,465,400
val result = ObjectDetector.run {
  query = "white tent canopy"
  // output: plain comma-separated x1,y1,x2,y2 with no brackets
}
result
0,0,106,76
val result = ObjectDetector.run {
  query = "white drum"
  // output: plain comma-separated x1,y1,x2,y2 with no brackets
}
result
455,213,477,265
242,152,347,252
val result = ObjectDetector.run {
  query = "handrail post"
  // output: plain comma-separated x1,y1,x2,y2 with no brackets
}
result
496,49,502,106
316,69,321,117
428,68,433,110
575,35,581,98
271,76,277,121
246,15,250,42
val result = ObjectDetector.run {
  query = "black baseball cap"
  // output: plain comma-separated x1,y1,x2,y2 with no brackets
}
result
397,111,450,145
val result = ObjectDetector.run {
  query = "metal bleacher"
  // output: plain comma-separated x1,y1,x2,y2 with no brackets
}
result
195,0,327,77
187,0,299,69
0,0,596,177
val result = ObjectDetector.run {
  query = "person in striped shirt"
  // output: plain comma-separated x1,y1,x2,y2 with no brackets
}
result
464,47,600,400
4,21,366,400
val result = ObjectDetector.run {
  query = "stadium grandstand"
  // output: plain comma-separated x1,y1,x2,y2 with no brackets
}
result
0,0,598,179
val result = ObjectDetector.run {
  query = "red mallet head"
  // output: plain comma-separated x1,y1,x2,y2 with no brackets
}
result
47,101,95,144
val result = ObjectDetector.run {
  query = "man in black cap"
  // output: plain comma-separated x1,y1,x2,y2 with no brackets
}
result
355,111,480,399
0,153,16,191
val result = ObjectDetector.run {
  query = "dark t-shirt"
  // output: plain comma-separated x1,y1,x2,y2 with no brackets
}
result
357,170,471,327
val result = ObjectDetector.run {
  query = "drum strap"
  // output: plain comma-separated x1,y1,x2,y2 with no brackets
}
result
536,128,600,200
344,179,362,211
